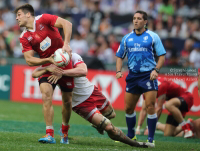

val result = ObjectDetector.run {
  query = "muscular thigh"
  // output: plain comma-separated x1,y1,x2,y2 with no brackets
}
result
125,92,140,113
40,82,54,98
143,91,157,106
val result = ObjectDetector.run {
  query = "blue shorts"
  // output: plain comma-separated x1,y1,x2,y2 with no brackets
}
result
125,71,158,94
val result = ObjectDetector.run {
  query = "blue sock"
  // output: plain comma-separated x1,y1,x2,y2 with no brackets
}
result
126,112,136,139
147,113,157,143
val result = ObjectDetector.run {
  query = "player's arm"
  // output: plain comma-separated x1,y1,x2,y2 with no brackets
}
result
54,17,72,55
62,63,87,77
32,65,63,78
24,50,54,66
150,33,166,80
116,36,127,79
156,94,166,120
116,57,123,79
155,55,165,71
32,67,48,78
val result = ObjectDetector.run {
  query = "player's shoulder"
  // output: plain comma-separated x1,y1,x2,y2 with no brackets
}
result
35,14,43,21
122,31,134,41
146,30,160,40
72,53,83,61
20,29,28,38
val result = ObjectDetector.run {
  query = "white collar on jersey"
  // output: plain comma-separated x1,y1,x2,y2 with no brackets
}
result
26,15,42,32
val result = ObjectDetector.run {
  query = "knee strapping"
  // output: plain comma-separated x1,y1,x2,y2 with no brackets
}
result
104,109,115,119
97,116,111,130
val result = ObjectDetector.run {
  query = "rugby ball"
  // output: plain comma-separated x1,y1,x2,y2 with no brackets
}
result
54,48,70,67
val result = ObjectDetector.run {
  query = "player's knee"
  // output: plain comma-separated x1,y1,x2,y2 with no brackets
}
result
104,109,116,119
42,91,52,102
146,103,155,113
97,116,111,131
125,106,134,114
165,102,171,110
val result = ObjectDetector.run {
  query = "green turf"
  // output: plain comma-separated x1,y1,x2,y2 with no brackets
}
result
0,100,200,151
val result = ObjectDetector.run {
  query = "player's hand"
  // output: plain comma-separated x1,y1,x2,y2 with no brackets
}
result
116,71,123,79
48,54,58,66
150,70,158,80
46,64,63,76
48,75,62,84
62,43,72,59
198,89,200,97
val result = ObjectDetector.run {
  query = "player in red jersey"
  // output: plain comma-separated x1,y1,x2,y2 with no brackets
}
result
31,53,153,148
14,4,73,144
136,77,194,138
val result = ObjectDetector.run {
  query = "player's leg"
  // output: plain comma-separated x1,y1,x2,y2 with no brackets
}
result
38,78,56,143
165,97,193,138
156,122,166,132
100,101,116,120
136,100,147,135
125,92,140,139
164,114,180,136
143,90,157,143
60,89,73,144
165,98,184,123
91,113,151,148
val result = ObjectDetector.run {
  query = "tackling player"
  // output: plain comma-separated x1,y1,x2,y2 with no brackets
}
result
14,3,73,144
116,10,166,147
136,77,194,138
32,53,154,148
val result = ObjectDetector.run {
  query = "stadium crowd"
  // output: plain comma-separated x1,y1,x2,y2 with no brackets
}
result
0,0,200,69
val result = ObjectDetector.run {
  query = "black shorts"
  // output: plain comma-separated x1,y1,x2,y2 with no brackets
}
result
39,77,73,92
166,97,188,127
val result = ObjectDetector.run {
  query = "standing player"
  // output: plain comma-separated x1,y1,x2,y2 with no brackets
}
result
136,77,194,138
14,4,73,144
116,10,166,147
32,53,154,148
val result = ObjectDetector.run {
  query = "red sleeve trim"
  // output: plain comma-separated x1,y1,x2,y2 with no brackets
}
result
73,61,84,68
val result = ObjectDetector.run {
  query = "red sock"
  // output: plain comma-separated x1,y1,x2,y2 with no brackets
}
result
46,129,54,137
62,124,70,135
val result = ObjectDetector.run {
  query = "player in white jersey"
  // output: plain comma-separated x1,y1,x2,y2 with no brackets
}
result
32,53,154,148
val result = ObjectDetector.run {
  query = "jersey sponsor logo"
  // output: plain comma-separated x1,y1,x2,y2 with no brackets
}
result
128,47,148,52
128,38,133,42
40,36,51,51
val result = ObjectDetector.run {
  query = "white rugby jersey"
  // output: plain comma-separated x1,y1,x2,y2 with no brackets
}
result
71,53,94,107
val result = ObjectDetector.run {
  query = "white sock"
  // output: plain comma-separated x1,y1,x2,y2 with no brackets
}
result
136,126,140,131
179,120,186,126
46,126,54,130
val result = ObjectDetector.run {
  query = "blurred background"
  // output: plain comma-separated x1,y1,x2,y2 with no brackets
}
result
0,0,199,71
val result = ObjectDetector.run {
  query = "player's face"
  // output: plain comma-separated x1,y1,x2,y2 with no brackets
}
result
133,13,147,30
16,9,27,27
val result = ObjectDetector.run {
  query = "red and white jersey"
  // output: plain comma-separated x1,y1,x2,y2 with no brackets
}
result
71,53,94,107
20,14,63,59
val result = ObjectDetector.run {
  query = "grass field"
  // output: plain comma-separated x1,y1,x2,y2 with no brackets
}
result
0,100,200,151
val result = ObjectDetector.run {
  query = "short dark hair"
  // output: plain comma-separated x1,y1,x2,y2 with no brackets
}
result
134,10,147,20
14,3,34,16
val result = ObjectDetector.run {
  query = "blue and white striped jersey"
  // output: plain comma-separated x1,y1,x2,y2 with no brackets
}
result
116,29,166,73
